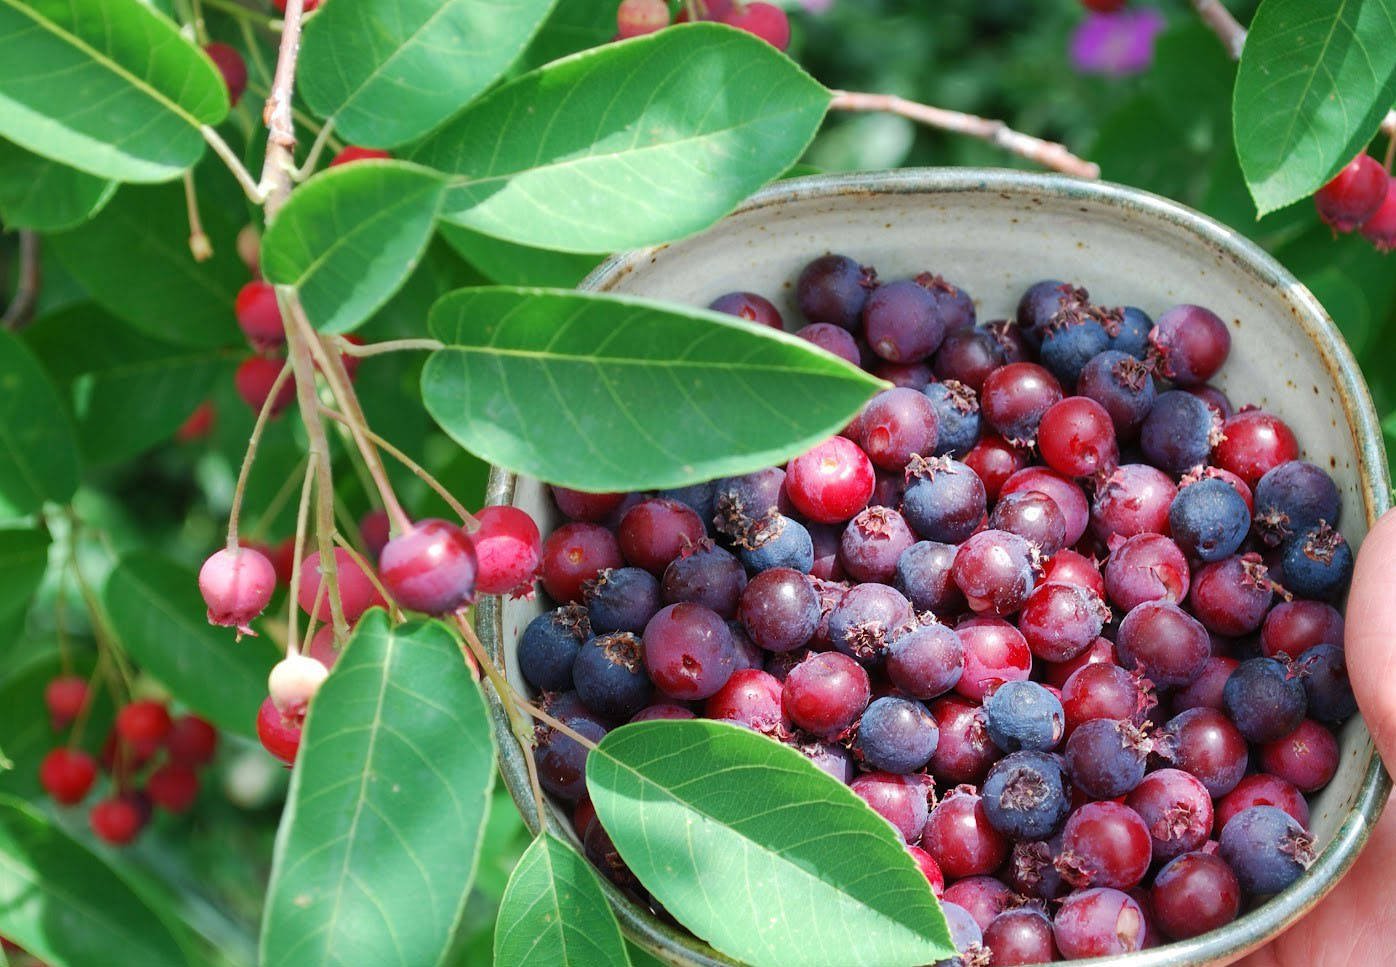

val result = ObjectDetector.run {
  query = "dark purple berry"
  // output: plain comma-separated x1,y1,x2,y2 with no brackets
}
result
854,695,939,773
1253,460,1341,547
583,567,661,634
902,456,987,544
839,506,916,583
1107,306,1153,358
983,681,1064,753
885,621,964,699
1116,600,1210,687
1218,805,1316,895
658,481,717,529
535,703,608,801
738,567,820,652
989,490,1068,556
661,541,747,619
933,329,1004,391
518,605,590,692
1077,350,1156,438
917,273,976,332
1223,657,1308,743
573,632,652,720
1169,476,1251,562
795,322,860,365
827,582,914,664
708,291,783,329
863,279,946,362
1064,719,1150,799
981,750,1070,840
796,254,875,329
735,513,814,574
893,540,965,615
1296,643,1356,723
980,362,1063,446
1140,391,1217,474
1281,522,1354,600
1149,304,1230,386
1041,317,1109,389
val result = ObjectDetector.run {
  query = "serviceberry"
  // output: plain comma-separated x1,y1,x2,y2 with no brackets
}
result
45,675,88,731
535,705,608,801
923,381,982,457
1104,533,1189,611
661,541,747,618
1058,801,1153,889
380,519,477,615
984,681,1064,753
709,291,782,329
796,254,876,329
1223,657,1308,743
999,466,1089,545
1252,460,1341,547
574,632,652,720
981,750,1071,840
942,875,1017,932
1213,410,1299,487
1140,391,1216,474
932,329,1003,392
1296,643,1356,723
735,513,814,573
893,540,965,615
952,529,1035,616
1151,851,1241,940
1116,600,1210,687
1053,887,1146,958
1281,522,1354,600
550,487,626,523
618,498,705,574
166,714,219,767
720,1,790,50
1091,463,1176,546
1218,805,1316,895
1018,582,1106,663
1315,154,1388,232
1077,350,1156,439
885,621,964,699
850,770,933,843
147,763,200,813
1258,719,1340,793
1126,768,1213,862
539,523,624,603
1040,316,1109,389
795,323,860,365
1061,663,1153,735
963,434,1027,501
954,616,1032,702
116,699,172,753
298,547,385,623
863,279,946,363
1169,476,1250,562
234,280,284,352
902,455,986,544
980,362,1063,445
89,796,146,845
199,546,277,635
234,356,295,416
930,696,1003,785
989,490,1068,556
584,567,661,634
857,388,939,470
782,651,870,738
1172,655,1240,714
40,748,97,805
1162,707,1249,798
328,146,391,166
519,605,590,692
982,907,1057,965
739,567,820,653
204,41,247,106
1041,548,1105,598
1215,773,1310,832
704,668,787,734
256,696,302,765
643,603,736,701
785,436,875,523
827,582,913,664
839,506,916,583
922,787,1009,879
471,505,541,596
1360,176,1396,251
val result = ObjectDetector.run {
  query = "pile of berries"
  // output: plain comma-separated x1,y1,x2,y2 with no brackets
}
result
39,680,219,846
617,0,790,50
201,507,543,765
521,255,1356,962
1315,153,1396,251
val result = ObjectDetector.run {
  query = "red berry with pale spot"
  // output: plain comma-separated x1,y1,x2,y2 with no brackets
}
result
471,505,541,596
540,522,624,603
785,436,876,524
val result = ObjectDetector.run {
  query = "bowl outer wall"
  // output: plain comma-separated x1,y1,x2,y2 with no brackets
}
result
477,168,1391,967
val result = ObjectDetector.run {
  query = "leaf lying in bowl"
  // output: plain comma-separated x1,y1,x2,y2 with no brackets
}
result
585,720,953,967
422,287,885,492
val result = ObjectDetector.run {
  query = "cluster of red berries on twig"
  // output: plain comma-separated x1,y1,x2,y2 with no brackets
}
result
39,679,219,846
1315,154,1396,252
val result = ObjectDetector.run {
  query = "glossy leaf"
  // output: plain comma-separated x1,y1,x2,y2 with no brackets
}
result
0,0,227,182
0,528,48,624
26,304,233,464
0,139,115,230
586,720,953,967
261,613,494,967
438,224,597,288
0,331,81,518
299,0,557,147
1234,0,1396,214
49,182,244,347
102,552,276,739
517,1,614,71
261,161,447,333
0,796,190,966
493,834,630,967
422,287,883,491
411,24,831,252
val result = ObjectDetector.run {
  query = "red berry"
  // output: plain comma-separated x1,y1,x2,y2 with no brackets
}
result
166,715,219,767
1148,305,1230,386
1212,410,1299,487
204,42,247,106
1053,887,1146,958
39,748,97,805
1082,0,1127,11
1151,851,1241,940
256,696,303,765
272,0,320,11
617,498,705,574
89,796,146,845
199,545,277,634
551,486,626,522
146,763,200,813
952,529,1035,616
1260,599,1344,659
785,437,875,524
359,508,391,560
539,522,624,603
954,616,1032,702
234,356,295,417
1215,773,1310,833
45,675,89,731
906,845,945,896
929,695,1003,784
722,1,790,50
643,603,737,700
379,520,477,615
921,788,1009,879
298,547,386,622
1042,549,1104,598
1258,719,1340,793
328,145,390,167
175,400,216,442
1315,155,1387,232
980,362,1063,446
1018,582,1106,663
1360,175,1396,251
710,291,784,329
782,651,870,738
1125,768,1213,863
1000,466,1089,545
616,0,669,38
1037,396,1118,477
234,280,285,353
850,771,932,843
116,700,172,753
269,536,297,586
703,668,788,733
307,623,342,670
1059,801,1153,890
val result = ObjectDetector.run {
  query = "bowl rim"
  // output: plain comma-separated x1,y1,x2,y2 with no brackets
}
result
479,167,1392,967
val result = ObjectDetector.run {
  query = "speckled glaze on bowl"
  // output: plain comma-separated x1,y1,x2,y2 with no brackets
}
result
477,169,1390,967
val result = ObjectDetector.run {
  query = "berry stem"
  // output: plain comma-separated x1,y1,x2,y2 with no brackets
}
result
1,230,41,330
294,119,337,181
1385,132,1395,173
201,126,264,203
225,359,293,551
828,90,1100,179
329,533,403,623
248,452,309,542
182,172,214,261
334,336,444,358
318,405,478,529
285,456,317,657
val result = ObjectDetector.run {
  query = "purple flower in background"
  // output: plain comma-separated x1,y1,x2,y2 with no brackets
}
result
1070,8,1167,77
799,0,834,12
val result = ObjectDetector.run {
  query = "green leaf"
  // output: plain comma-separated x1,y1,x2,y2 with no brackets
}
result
411,24,831,253
438,224,597,288
494,834,631,967
0,139,115,230
0,331,81,518
26,304,233,464
586,721,952,967
0,528,47,624
261,161,447,333
49,182,244,348
261,612,495,967
0,652,112,799
102,552,277,739
1234,0,1396,214
0,0,227,183
517,1,614,71
422,287,883,491
299,0,558,147
0,796,190,966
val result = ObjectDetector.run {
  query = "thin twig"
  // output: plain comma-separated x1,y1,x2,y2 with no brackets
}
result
258,0,306,215
239,19,274,89
295,118,336,180
2,231,41,330
1191,0,1396,137
1386,132,1396,173
202,126,265,203
330,533,402,623
319,405,477,528
334,336,444,357
285,457,316,657
248,453,309,542
226,360,293,550
183,171,214,261
828,90,1099,179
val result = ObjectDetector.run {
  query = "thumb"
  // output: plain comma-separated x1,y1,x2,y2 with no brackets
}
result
1344,508,1396,766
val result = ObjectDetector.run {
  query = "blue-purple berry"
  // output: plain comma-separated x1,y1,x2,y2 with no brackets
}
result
583,567,662,634
923,381,983,457
661,541,748,619
1064,718,1150,799
981,750,1071,840
1077,350,1156,438
518,605,590,692
902,456,987,544
984,680,1065,753
1169,477,1251,563
1041,318,1110,389
736,513,814,574
854,696,940,773
1218,805,1316,895
1253,460,1341,547
893,540,965,615
1223,657,1307,743
1106,306,1153,359
1280,522,1353,600
1141,390,1216,474
573,632,652,720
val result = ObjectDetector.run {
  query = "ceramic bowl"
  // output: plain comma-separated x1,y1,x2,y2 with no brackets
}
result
478,168,1391,966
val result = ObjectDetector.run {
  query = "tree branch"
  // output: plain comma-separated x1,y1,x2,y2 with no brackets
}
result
828,90,1099,179
258,0,306,216
1,231,40,330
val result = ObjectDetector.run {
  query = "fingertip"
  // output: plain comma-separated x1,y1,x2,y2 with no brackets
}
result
1346,509,1396,765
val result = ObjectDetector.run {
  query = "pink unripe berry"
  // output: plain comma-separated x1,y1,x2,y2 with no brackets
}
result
1360,176,1396,252
722,1,790,50
379,519,478,614
257,696,303,765
472,505,542,596
235,280,285,352
45,675,89,731
200,546,277,635
269,653,329,718
616,0,669,38
307,624,342,670
1315,155,1387,232
329,146,391,167
204,41,247,106
234,356,295,417
359,508,391,560
297,547,386,623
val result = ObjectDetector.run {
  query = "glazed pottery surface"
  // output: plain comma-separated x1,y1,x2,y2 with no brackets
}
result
480,169,1390,967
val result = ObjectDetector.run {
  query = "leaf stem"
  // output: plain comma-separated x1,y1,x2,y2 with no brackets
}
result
183,171,214,261
329,533,403,623
294,119,337,181
226,360,293,550
285,457,317,657
202,126,265,203
318,405,477,528
1,231,41,330
335,336,444,357
828,90,1099,179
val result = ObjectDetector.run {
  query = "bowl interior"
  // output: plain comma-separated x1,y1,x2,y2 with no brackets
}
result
489,169,1389,966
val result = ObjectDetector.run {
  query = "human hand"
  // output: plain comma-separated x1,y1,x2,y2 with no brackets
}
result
1236,510,1396,966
